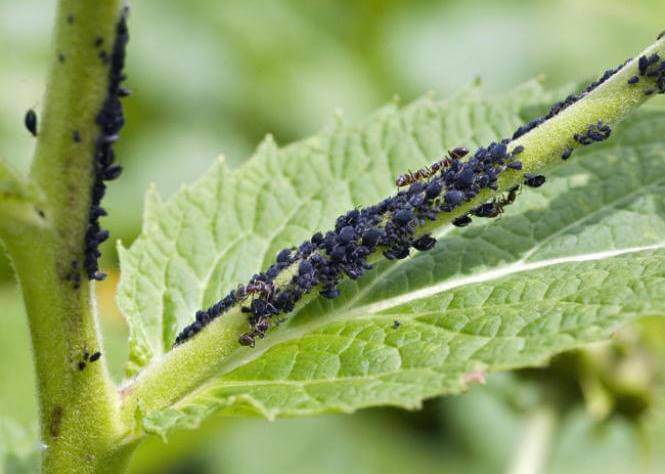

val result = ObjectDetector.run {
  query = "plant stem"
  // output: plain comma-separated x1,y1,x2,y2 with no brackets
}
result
506,405,557,474
1,1,133,472
120,36,665,433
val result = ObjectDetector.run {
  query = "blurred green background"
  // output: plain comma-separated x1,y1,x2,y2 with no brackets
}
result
1,0,665,472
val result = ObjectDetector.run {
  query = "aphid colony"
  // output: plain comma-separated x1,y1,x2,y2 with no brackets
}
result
77,350,102,371
511,62,624,140
82,8,129,282
176,139,528,347
24,9,130,285
174,40,652,349
574,120,611,145
632,52,665,95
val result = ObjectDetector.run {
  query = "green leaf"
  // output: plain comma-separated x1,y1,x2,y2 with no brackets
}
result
118,84,665,438
118,81,549,375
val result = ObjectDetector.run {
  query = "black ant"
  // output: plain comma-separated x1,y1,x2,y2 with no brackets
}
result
395,146,469,187
473,185,520,218
245,280,275,300
490,185,520,217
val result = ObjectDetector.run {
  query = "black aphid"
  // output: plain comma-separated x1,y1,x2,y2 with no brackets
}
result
638,55,649,75
66,14,74,24
524,174,546,188
24,109,37,136
94,37,104,47
77,361,86,371
561,147,573,160
412,235,436,251
392,320,401,329
452,215,472,227
89,352,101,362
58,52,65,63
638,53,661,76
72,130,81,143
393,209,414,225
444,190,465,208
276,248,292,263
320,287,341,299
512,145,524,155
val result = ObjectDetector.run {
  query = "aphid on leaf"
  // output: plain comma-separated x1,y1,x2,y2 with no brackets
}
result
524,173,546,188
412,234,436,251
452,214,472,227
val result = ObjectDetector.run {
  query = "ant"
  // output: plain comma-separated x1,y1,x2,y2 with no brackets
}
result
244,280,275,300
490,185,520,217
395,146,469,187
472,185,520,218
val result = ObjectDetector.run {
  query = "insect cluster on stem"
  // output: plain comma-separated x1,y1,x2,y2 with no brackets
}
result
174,45,651,349
176,137,527,347
82,7,130,282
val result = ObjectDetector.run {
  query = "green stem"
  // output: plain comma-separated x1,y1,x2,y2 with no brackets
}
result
1,1,133,472
506,404,557,474
120,36,665,435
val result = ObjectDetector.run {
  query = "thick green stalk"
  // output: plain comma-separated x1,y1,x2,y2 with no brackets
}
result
119,36,665,435
507,405,557,474
0,1,132,472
